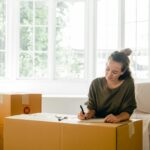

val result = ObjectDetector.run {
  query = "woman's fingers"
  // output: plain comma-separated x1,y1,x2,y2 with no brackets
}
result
104,114,119,123
78,112,86,120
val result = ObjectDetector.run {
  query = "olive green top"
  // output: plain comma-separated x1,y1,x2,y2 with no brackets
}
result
86,77,137,118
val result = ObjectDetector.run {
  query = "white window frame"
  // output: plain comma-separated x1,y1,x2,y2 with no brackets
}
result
0,0,150,95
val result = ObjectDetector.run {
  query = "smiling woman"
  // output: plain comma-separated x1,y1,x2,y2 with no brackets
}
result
78,48,137,123
105,60,124,89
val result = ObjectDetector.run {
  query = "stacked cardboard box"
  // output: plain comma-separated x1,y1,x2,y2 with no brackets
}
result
4,113,142,150
0,94,41,150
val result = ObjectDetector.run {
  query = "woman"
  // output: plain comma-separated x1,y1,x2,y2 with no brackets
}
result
78,48,137,123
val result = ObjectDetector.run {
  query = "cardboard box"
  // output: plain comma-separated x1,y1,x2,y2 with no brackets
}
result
0,94,41,124
0,93,42,150
0,124,3,150
4,113,142,150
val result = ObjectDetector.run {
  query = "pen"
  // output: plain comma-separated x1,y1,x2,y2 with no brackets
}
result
80,105,86,119
55,115,68,121
80,105,85,114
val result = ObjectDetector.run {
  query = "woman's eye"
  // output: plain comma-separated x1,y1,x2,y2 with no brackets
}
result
112,72,118,75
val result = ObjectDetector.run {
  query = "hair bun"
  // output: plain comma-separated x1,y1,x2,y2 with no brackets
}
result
120,48,132,56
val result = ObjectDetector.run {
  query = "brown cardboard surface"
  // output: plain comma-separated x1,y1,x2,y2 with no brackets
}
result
0,138,3,150
10,94,41,115
117,120,143,150
4,119,60,150
0,94,41,124
61,123,116,150
0,94,41,150
0,95,11,124
0,124,3,136
0,124,3,150
61,120,142,150
3,113,142,150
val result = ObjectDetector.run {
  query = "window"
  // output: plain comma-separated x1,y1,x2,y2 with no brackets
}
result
0,0,150,94
96,0,119,77
19,0,48,79
0,0,6,78
55,0,85,79
125,0,149,79
96,0,150,81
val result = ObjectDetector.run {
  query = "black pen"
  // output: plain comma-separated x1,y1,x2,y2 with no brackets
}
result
80,105,85,114
80,105,86,119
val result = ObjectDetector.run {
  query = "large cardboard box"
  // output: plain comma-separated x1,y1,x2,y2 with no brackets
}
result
0,124,3,150
4,113,142,150
0,93,42,150
0,94,41,124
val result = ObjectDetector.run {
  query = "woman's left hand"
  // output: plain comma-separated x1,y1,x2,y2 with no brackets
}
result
104,114,120,123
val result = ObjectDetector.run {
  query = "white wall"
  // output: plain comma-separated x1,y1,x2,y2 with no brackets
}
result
42,95,88,115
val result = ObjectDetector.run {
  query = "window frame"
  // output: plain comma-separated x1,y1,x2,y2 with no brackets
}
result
0,0,150,95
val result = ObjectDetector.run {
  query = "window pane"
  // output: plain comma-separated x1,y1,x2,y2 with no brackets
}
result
125,0,136,23
125,0,149,22
20,27,33,51
19,0,49,79
96,50,111,77
0,0,5,23
96,0,119,77
19,53,33,77
97,0,118,49
35,27,48,51
131,50,149,79
55,0,85,79
35,1,48,25
0,25,5,49
0,0,5,49
137,0,149,21
35,53,48,77
0,0,6,78
20,1,33,25
125,0,150,80
137,22,148,49
0,52,5,77
125,23,136,48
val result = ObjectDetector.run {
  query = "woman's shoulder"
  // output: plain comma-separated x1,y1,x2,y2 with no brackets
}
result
125,76,134,83
91,77,106,88
123,76,135,88
92,77,105,83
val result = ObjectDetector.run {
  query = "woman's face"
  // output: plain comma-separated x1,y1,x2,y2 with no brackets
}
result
105,59,123,82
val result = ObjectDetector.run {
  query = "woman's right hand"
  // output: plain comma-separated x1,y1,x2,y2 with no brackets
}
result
78,109,95,120
78,112,86,120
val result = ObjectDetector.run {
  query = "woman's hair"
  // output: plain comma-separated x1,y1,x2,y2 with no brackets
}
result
108,48,132,80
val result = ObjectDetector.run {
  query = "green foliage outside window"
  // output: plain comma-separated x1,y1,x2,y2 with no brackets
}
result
19,0,48,78
55,1,84,79
0,0,5,77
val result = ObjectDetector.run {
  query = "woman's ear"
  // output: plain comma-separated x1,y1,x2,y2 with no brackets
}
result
122,68,128,75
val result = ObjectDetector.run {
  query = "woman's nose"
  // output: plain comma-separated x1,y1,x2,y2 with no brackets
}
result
107,71,112,76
